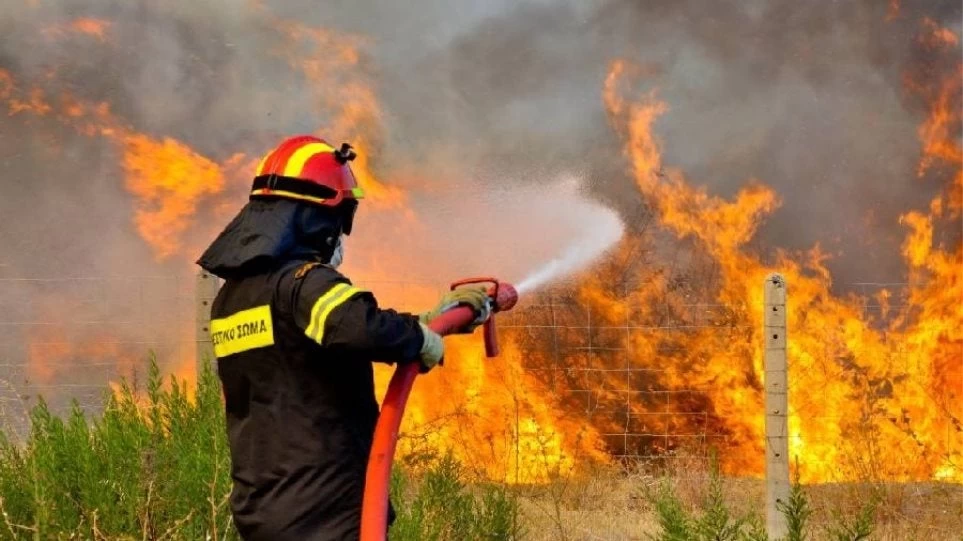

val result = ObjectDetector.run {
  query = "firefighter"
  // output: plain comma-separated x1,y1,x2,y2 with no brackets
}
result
197,135,490,540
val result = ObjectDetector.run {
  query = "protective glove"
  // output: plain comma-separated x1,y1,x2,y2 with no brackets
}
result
419,285,491,334
418,323,444,373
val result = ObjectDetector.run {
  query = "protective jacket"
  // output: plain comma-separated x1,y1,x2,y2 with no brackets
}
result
209,257,424,540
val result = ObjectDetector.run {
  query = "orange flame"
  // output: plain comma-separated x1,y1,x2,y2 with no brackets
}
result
919,17,960,48
4,9,960,485
26,327,141,389
41,18,112,42
886,0,901,22
599,55,962,483
121,135,226,260
913,64,963,183
378,336,607,482
69,18,111,41
273,21,406,208
6,86,52,117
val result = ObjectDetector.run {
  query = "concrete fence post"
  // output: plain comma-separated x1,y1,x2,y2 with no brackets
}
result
764,273,790,539
195,270,221,377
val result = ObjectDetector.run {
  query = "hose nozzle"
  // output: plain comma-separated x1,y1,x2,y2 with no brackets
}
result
449,278,518,357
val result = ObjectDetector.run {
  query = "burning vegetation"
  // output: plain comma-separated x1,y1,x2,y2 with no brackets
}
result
0,1,959,486
591,40,962,481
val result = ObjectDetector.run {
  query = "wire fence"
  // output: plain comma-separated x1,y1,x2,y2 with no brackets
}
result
0,272,958,485
0,272,739,466
1,270,961,538
499,297,737,464
0,275,196,442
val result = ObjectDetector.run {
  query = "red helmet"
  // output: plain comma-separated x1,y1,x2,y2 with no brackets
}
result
250,135,365,208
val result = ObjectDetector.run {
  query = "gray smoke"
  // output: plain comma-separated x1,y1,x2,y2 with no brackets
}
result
285,0,960,284
0,0,959,336
363,0,960,285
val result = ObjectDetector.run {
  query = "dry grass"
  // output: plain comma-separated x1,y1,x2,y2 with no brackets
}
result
806,482,963,541
517,469,656,540
508,457,962,541
3,363,959,540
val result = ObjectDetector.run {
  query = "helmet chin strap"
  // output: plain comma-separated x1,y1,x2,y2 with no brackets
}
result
328,235,345,269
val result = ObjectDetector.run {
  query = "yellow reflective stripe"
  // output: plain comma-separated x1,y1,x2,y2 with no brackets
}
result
304,283,350,339
283,142,334,177
305,284,363,344
351,187,365,198
313,286,363,344
210,305,275,358
250,189,330,206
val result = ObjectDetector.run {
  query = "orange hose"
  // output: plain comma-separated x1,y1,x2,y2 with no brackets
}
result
359,305,478,541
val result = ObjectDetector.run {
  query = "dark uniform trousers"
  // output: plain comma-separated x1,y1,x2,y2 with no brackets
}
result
209,260,424,540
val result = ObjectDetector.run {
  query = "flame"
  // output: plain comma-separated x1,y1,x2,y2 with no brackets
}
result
1,15,596,479
886,0,901,22
913,65,962,182
26,327,141,389
4,7,960,486
382,336,607,482
41,18,112,42
70,18,111,41
121,135,226,260
597,47,962,482
919,17,961,48
2,74,53,116
273,21,406,208
0,69,241,261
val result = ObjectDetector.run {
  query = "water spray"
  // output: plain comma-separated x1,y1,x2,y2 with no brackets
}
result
515,199,624,294
360,177,621,538
360,278,518,541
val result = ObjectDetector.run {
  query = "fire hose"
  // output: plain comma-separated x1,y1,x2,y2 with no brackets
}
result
360,278,519,541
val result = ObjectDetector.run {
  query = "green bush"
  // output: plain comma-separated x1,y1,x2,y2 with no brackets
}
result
647,457,764,541
646,461,882,541
824,493,878,541
0,357,236,540
778,479,813,541
0,357,523,540
389,454,524,541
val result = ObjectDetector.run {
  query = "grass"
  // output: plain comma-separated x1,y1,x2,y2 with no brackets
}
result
0,359,960,540
390,454,525,540
0,359,235,540
0,359,521,540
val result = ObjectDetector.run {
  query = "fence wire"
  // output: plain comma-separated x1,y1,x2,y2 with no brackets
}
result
0,274,958,484
498,297,737,464
0,275,195,442
0,275,734,465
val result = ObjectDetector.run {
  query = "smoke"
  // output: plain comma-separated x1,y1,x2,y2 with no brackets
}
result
2,0,960,276
321,0,960,285
0,0,959,386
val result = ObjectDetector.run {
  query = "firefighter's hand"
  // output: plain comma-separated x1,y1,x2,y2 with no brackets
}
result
420,285,491,333
418,323,445,373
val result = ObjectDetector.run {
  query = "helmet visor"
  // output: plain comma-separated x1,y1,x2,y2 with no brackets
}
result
341,199,358,236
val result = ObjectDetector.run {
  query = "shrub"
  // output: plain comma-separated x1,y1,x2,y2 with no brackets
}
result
0,357,523,540
778,479,813,541
647,456,762,541
645,457,882,541
0,357,236,540
389,454,524,540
